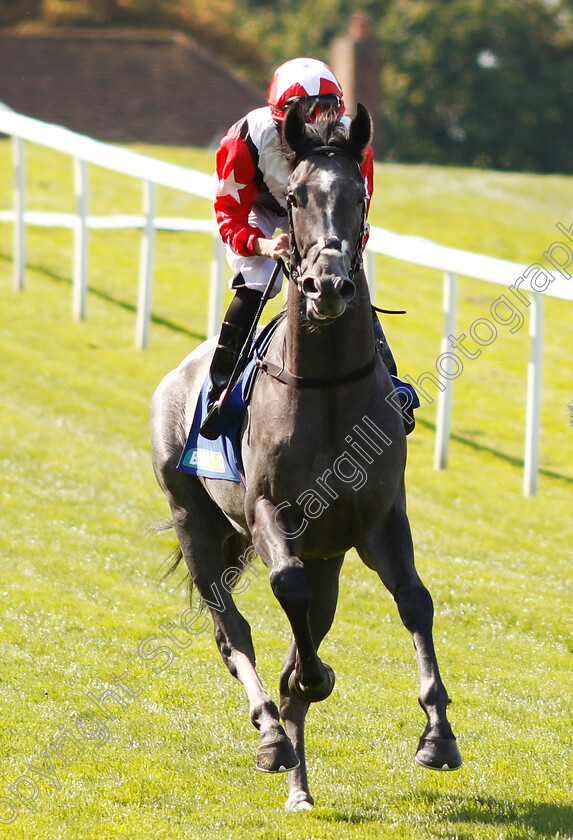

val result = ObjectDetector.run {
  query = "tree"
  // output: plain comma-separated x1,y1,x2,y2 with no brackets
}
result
0,0,42,25
237,0,393,85
379,0,573,172
4,0,572,171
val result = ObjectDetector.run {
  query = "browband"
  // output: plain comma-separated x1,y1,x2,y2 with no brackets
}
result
294,145,362,168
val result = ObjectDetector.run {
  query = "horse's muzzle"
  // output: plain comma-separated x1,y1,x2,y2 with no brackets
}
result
301,274,355,320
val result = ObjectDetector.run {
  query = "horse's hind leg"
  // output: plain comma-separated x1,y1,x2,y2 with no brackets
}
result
278,555,344,812
358,501,462,771
167,487,298,773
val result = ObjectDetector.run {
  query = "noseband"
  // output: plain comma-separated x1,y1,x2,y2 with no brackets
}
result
253,144,379,390
285,146,367,288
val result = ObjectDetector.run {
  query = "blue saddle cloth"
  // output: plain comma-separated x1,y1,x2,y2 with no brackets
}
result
176,317,280,482
177,319,419,484
177,356,257,482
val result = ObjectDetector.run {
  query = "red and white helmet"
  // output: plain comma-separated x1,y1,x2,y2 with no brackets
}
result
268,57,345,122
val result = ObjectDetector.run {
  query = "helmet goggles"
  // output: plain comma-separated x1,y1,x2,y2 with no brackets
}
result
283,93,344,121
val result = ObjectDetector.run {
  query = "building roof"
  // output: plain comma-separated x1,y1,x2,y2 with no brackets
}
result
0,28,266,146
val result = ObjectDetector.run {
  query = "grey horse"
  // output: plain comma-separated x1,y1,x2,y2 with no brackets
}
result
150,103,461,811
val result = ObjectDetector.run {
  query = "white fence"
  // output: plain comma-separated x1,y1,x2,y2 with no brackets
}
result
1,109,571,497
0,108,227,348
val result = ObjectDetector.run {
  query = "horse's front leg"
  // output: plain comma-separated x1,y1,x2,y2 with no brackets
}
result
358,501,462,771
278,555,344,812
250,497,335,703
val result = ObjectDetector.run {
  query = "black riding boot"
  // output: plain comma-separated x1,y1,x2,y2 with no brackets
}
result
200,283,263,439
372,311,415,435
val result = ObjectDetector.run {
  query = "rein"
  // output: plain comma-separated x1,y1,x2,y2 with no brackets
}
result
372,304,407,315
254,345,379,389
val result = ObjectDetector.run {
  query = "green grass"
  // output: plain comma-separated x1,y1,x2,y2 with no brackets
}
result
0,138,572,840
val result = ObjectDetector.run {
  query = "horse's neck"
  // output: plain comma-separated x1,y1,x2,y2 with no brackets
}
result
283,280,375,381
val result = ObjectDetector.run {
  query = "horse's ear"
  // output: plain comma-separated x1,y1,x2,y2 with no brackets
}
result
349,103,373,155
282,101,306,154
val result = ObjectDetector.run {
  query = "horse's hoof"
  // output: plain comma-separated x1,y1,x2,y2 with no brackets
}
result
257,735,300,773
285,790,314,812
288,662,335,702
415,736,462,771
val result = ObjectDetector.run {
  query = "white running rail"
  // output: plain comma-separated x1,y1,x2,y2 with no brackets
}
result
1,108,571,496
0,107,226,348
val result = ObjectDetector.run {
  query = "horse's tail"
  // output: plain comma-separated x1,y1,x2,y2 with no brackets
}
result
151,519,185,584
153,521,255,606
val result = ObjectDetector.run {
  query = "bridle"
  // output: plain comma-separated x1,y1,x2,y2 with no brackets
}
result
285,145,367,289
254,143,380,390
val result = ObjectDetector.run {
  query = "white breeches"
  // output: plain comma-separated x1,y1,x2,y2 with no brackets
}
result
226,205,288,298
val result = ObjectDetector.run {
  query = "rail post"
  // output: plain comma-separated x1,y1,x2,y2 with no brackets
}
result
73,158,89,321
136,180,157,350
207,232,225,338
434,272,458,470
523,293,544,497
12,136,26,291
365,248,376,300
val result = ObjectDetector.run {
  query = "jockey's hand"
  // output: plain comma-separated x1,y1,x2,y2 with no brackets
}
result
254,234,289,261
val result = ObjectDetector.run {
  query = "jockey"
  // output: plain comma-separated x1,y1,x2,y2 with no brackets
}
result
202,57,414,438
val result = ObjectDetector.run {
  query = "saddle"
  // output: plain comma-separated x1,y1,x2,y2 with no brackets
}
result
176,316,282,483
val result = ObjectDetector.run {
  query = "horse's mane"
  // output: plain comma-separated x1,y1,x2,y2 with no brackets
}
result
283,117,366,166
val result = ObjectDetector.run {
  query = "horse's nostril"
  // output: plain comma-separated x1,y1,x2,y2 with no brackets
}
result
336,278,355,302
302,275,354,305
301,276,320,297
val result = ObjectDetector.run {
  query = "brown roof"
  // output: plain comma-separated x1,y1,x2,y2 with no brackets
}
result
0,28,266,145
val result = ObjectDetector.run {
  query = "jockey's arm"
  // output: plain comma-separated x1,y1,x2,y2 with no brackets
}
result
215,122,266,257
253,234,289,260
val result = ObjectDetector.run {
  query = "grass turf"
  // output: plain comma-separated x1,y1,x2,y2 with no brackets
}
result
0,138,572,839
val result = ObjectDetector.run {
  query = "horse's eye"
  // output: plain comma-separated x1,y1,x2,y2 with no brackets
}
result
287,193,298,208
